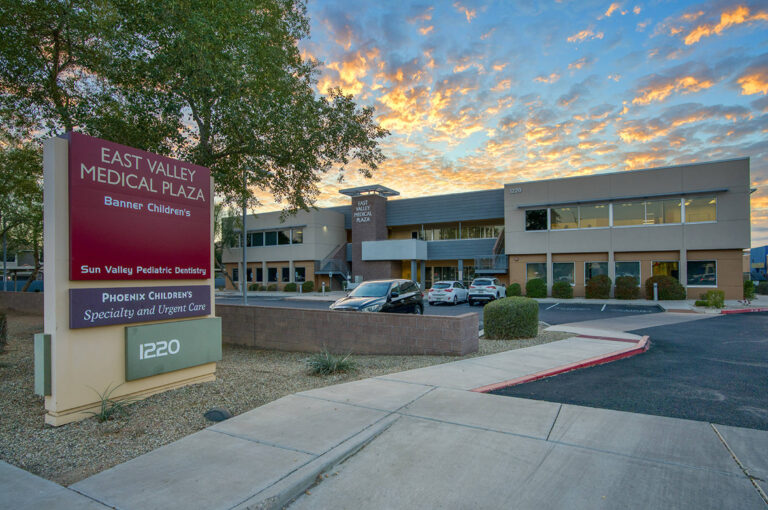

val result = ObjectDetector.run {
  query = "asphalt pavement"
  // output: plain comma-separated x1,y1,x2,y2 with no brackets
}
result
493,312,768,430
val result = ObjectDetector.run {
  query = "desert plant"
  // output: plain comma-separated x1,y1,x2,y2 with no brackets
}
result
304,350,357,375
744,280,756,300
86,383,134,423
266,284,277,291
757,281,768,295
284,282,297,292
506,283,521,297
694,299,708,307
614,276,640,299
484,297,539,339
302,281,315,292
699,289,725,308
585,274,612,299
552,281,573,299
0,312,6,352
525,278,547,298
644,275,686,300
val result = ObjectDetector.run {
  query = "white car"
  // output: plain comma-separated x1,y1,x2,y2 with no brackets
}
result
468,277,505,306
427,281,469,306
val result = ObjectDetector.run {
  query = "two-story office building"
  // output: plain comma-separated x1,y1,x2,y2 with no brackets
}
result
222,158,751,299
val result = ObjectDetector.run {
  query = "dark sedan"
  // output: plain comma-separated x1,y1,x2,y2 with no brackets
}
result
329,279,424,314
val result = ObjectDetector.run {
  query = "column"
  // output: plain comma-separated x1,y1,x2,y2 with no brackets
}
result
458,259,464,283
261,261,267,284
608,250,615,298
410,260,417,283
289,260,295,283
420,261,426,290
679,249,687,297
546,251,553,297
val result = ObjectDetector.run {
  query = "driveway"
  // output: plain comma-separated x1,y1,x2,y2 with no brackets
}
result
493,312,768,430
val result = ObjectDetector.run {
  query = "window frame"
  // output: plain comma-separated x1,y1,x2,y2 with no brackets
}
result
684,196,717,224
614,261,641,286
687,260,717,287
525,209,548,232
584,261,609,285
652,260,680,280
267,267,278,282
553,262,575,285
295,267,306,283
525,262,547,283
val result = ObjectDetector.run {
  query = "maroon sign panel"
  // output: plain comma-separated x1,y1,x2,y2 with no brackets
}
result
68,132,211,280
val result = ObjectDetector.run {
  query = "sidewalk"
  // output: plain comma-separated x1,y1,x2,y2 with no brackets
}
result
5,312,766,509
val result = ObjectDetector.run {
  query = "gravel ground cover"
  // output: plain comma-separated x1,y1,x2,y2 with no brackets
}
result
0,312,569,486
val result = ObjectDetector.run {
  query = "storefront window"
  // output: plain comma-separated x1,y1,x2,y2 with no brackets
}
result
553,262,574,284
550,207,578,229
687,260,716,286
584,262,608,283
232,268,239,283
462,265,475,287
685,196,716,223
525,210,548,231
526,263,546,283
613,201,645,226
246,268,253,282
295,267,306,282
267,267,278,282
461,224,504,239
653,261,679,280
615,261,640,283
579,204,609,228
281,267,290,282
256,267,264,282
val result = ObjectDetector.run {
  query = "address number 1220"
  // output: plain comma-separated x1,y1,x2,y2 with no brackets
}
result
139,339,180,360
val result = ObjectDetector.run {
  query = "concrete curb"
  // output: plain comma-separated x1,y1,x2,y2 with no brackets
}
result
720,308,768,315
470,335,650,393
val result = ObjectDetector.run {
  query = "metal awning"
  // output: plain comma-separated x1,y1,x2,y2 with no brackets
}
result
516,188,728,209
339,184,400,197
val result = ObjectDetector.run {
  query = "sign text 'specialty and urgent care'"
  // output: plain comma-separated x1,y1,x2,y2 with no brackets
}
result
68,132,211,280
353,199,372,223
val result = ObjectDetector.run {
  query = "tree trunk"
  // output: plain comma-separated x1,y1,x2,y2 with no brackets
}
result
19,237,41,292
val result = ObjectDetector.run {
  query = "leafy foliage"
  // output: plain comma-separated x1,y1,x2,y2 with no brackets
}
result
506,283,521,297
585,275,612,299
644,275,686,300
614,276,640,300
699,290,725,308
86,383,134,423
483,297,539,339
757,281,768,295
267,284,277,291
552,281,573,299
283,282,297,292
301,281,315,292
525,278,547,298
304,350,356,375
743,280,755,300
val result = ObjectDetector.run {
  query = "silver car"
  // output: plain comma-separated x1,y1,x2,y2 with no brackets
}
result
468,277,505,306
427,281,469,306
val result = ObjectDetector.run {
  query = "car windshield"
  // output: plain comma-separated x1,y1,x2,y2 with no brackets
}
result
349,282,391,298
474,279,493,286
433,283,451,289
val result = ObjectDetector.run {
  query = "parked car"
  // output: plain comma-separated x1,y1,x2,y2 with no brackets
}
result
468,277,505,306
329,279,424,314
427,280,468,306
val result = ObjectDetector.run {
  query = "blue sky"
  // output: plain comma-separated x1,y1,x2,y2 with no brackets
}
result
258,0,768,245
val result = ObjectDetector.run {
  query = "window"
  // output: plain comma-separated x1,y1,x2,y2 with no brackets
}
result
265,231,278,246
246,268,253,282
553,262,574,284
256,267,264,282
688,260,717,286
550,207,578,229
615,261,640,283
613,201,645,226
460,224,504,239
281,267,290,282
525,209,548,231
295,267,306,282
247,232,263,247
645,199,681,224
585,262,608,283
685,196,716,223
578,204,609,228
291,229,303,244
267,268,278,282
232,268,239,282
462,265,475,287
433,266,458,282
526,262,546,283
653,261,679,280
278,230,291,245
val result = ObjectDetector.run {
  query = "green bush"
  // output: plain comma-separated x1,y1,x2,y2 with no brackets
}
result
614,276,640,299
0,312,6,352
483,297,539,339
304,350,356,375
266,284,277,291
525,278,547,298
694,300,708,307
506,283,522,297
248,283,259,291
699,289,725,308
585,275,612,299
744,280,756,300
283,282,297,292
757,281,768,295
644,275,686,300
301,281,314,292
552,281,573,299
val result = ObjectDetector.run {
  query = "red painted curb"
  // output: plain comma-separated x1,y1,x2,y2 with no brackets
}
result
471,335,650,393
574,334,638,344
720,308,768,315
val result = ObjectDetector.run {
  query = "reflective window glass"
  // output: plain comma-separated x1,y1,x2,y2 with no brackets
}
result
525,209,548,231
267,268,278,282
295,267,306,282
265,231,278,246
579,204,609,228
256,267,263,282
645,199,681,224
526,263,546,283
281,267,290,282
232,268,239,282
653,261,679,280
585,262,608,283
613,201,645,226
685,196,716,223
615,261,640,282
550,207,578,229
278,230,291,245
687,260,717,286
292,229,303,244
553,262,574,284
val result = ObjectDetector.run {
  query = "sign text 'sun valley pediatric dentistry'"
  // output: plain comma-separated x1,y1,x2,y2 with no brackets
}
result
68,132,211,280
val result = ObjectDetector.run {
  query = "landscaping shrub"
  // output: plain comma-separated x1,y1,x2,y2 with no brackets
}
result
0,312,6,353
248,283,259,291
644,275,686,300
757,281,768,295
551,281,573,299
699,289,725,308
506,283,521,297
283,282,297,292
525,278,547,298
614,276,640,299
585,275,612,299
483,297,539,339
301,281,314,292
266,284,277,291
744,280,756,300
258,284,266,291
304,350,356,375
694,300,708,307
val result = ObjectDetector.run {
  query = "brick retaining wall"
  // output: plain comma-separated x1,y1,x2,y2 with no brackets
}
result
0,291,44,315
217,305,478,356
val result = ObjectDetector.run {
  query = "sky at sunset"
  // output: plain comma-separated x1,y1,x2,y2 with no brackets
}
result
255,0,768,246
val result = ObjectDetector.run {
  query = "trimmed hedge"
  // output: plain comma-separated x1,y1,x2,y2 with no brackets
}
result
644,275,686,300
301,281,314,292
284,282,297,292
506,283,522,297
552,281,573,299
483,297,539,339
744,280,756,300
266,284,278,291
757,281,768,295
526,278,547,298
585,274,612,299
615,276,640,299
699,289,725,308
248,283,259,291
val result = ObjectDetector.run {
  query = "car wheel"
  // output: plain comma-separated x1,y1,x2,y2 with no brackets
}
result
452,295,457,305
428,301,435,306
414,304,423,315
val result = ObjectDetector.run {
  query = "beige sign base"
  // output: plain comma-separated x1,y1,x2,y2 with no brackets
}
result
43,137,218,427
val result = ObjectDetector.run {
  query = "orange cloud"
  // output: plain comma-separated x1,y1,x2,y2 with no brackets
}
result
624,152,665,170
568,57,593,70
632,75,714,105
737,69,768,95
453,2,477,23
481,28,496,40
318,48,380,97
684,5,768,45
491,79,511,92
633,5,642,15
567,28,604,43
419,25,434,35
492,63,508,72
534,73,560,84
604,3,625,17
